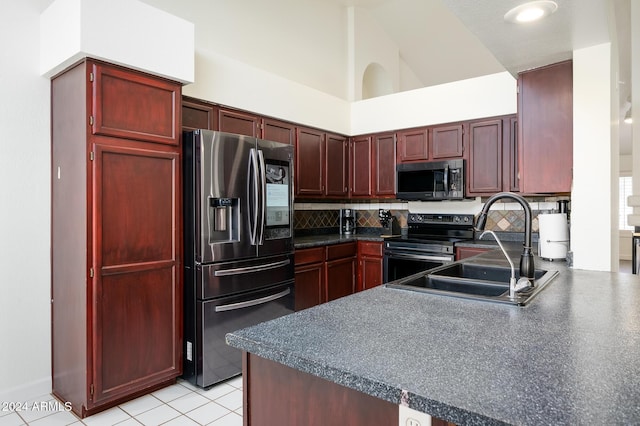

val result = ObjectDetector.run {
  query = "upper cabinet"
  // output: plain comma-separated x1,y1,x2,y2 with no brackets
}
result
92,63,180,145
351,135,373,198
397,127,429,162
325,133,350,198
518,60,573,194
182,97,215,131
217,107,261,137
466,115,519,196
373,132,396,197
295,127,325,197
431,123,463,159
263,118,296,145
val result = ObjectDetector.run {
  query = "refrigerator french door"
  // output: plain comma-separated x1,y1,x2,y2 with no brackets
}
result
183,130,295,388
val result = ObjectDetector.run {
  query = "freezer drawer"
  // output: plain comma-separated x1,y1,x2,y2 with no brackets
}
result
186,281,294,388
196,253,294,299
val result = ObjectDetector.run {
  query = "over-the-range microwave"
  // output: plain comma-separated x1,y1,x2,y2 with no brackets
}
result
396,159,465,201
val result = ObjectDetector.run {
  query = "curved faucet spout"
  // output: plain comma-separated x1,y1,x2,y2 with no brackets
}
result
475,192,535,280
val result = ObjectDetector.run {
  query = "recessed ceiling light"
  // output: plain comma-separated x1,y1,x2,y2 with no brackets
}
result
504,1,558,24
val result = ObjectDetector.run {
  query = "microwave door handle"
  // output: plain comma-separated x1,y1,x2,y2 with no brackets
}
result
257,149,266,245
247,148,259,246
444,164,449,195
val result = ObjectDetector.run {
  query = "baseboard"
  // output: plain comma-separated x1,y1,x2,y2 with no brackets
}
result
0,376,52,403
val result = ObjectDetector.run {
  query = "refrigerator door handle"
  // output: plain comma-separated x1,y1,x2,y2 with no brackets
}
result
247,148,259,246
214,288,291,312
257,149,266,245
213,258,291,277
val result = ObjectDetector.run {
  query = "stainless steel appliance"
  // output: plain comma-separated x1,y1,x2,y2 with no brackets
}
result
339,208,356,235
183,130,295,388
383,213,474,283
396,159,465,201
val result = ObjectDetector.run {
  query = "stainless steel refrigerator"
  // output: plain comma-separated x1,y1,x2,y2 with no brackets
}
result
183,130,295,388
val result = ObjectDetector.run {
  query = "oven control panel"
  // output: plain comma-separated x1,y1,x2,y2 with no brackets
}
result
407,213,474,226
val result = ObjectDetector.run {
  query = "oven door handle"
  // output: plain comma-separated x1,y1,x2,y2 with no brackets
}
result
385,252,453,262
214,288,291,312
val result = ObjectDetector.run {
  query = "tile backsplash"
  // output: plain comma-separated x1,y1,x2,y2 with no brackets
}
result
293,197,568,235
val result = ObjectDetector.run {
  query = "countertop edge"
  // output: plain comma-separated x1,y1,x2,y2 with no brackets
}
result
225,332,507,425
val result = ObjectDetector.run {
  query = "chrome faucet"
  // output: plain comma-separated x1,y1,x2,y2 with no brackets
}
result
480,230,532,298
475,192,535,284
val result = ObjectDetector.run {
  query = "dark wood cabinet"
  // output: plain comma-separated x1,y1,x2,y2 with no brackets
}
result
52,59,182,418
217,107,261,136
431,123,464,159
325,133,350,197
295,128,351,199
518,60,573,194
467,115,519,196
294,247,325,311
262,117,296,145
295,243,357,308
182,97,215,131
373,133,396,197
456,246,491,260
467,118,503,195
357,241,383,292
397,127,429,163
351,135,373,198
326,243,357,302
295,127,325,197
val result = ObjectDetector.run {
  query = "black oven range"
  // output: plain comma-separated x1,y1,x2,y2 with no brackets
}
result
383,213,475,283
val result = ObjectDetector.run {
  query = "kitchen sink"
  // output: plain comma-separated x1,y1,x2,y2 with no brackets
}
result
385,262,559,306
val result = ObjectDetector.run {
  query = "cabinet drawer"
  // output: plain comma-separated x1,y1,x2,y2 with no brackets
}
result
326,242,357,261
295,247,325,266
359,241,382,257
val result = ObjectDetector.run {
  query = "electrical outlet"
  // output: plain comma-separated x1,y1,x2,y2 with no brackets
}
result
399,405,431,426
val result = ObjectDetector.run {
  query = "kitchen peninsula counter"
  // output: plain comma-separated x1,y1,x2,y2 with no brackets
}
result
226,252,640,425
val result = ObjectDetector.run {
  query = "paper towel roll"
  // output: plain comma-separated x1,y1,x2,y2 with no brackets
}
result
539,213,569,260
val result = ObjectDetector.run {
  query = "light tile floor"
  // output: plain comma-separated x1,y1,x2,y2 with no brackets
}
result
0,377,243,426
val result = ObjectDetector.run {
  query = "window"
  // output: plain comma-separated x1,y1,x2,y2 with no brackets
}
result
619,176,633,231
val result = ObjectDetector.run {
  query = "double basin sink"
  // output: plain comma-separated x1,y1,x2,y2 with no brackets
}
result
386,257,559,306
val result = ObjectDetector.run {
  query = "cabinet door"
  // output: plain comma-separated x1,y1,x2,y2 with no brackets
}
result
397,128,429,163
374,133,396,197
456,246,491,260
294,262,324,311
217,107,260,137
182,97,215,131
262,118,295,145
296,127,325,197
92,141,181,404
325,133,349,197
360,256,383,291
91,62,180,146
326,257,356,302
468,119,503,195
351,135,373,197
518,60,573,194
431,124,463,159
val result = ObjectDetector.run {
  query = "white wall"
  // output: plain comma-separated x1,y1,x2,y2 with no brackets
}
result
0,1,52,401
350,6,400,101
571,43,616,271
350,72,517,135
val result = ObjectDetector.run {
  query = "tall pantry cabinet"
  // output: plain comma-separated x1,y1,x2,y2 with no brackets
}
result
51,59,183,418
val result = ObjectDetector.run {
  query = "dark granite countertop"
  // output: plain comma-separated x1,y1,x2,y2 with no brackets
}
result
227,251,640,425
294,233,387,249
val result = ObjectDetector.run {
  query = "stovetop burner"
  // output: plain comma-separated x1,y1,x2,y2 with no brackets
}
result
384,213,476,253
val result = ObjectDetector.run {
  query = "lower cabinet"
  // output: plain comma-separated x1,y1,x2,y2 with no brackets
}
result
456,246,491,260
357,241,383,291
294,247,325,311
294,242,357,310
